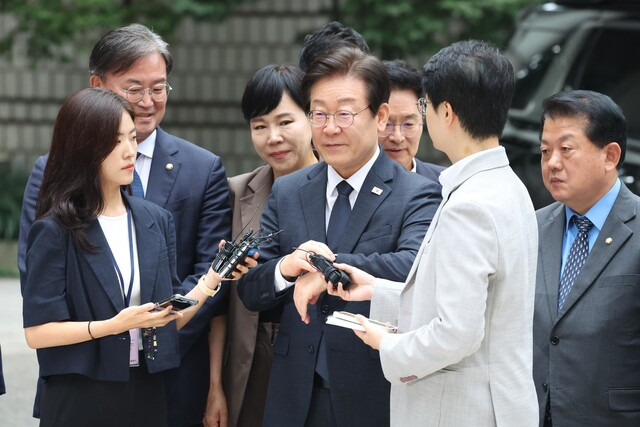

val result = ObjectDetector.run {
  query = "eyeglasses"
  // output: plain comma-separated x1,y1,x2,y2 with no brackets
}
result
381,122,423,138
307,106,370,128
417,97,430,115
122,83,172,103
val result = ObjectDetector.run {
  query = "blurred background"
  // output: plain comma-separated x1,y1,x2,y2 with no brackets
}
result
0,0,638,424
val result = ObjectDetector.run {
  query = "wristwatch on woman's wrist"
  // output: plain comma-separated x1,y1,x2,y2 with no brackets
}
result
198,275,220,297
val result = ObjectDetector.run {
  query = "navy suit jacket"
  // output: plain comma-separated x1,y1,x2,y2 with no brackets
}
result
238,150,441,426
18,128,232,424
23,194,183,381
415,158,445,185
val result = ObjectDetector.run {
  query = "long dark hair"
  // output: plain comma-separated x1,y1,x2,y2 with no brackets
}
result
37,88,135,251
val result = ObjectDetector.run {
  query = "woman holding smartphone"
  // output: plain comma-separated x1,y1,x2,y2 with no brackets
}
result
22,88,254,427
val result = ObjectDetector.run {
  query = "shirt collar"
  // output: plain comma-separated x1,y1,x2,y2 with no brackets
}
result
439,146,507,200
136,129,157,159
564,178,620,233
327,145,380,196
410,157,417,173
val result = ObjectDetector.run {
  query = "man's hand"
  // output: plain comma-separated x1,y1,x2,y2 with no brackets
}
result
280,240,333,279
353,315,385,350
293,271,329,324
326,262,375,302
203,384,228,427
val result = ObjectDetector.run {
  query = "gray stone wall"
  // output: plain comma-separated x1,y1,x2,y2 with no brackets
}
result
0,0,338,177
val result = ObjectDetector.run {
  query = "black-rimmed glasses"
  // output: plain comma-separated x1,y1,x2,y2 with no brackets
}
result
307,106,370,128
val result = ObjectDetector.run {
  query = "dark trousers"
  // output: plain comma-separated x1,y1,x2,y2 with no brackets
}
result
40,355,166,427
304,374,338,427
236,322,276,427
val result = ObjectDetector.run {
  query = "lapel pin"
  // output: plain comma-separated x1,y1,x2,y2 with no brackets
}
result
605,237,613,245
371,186,383,195
166,163,174,171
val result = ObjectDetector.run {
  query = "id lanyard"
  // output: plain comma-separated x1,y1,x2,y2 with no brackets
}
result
105,205,139,366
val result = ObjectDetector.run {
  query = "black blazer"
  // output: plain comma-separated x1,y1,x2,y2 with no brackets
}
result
18,128,232,424
239,150,442,426
23,194,183,381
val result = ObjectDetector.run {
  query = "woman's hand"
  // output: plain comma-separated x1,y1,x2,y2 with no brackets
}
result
110,303,181,333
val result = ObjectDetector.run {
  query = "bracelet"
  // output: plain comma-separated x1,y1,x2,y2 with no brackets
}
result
87,321,96,340
198,275,221,297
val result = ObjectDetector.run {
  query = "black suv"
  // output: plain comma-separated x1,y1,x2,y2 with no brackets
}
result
502,0,640,207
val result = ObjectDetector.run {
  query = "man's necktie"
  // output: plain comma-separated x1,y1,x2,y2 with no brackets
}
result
316,180,353,383
558,215,594,310
131,153,145,198
326,180,353,250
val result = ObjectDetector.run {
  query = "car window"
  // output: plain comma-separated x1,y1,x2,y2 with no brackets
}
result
566,24,640,140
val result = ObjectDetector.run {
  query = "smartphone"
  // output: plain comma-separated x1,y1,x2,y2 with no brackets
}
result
152,294,198,314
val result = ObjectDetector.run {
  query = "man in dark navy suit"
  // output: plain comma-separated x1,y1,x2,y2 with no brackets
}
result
17,24,231,426
379,59,445,185
238,47,441,427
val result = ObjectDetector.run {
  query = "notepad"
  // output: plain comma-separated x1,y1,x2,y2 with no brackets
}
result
326,310,398,333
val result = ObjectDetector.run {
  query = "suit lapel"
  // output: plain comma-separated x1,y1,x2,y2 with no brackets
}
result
239,166,273,236
403,193,448,292
84,220,126,312
146,128,181,208
539,205,565,323
558,187,636,318
126,195,161,304
300,164,329,242
339,154,392,253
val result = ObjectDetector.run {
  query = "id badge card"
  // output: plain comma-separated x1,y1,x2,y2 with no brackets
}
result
129,329,140,367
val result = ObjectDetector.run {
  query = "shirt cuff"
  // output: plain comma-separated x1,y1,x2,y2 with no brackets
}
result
274,258,296,292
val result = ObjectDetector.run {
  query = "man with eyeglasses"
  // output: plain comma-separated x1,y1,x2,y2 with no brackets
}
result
237,47,440,426
380,60,445,187
18,24,232,426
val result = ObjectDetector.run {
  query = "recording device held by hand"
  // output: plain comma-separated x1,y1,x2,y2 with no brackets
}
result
211,228,281,278
308,252,352,290
153,294,198,314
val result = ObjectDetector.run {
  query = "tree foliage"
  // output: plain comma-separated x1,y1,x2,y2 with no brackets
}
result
340,0,539,60
0,0,252,61
0,0,540,64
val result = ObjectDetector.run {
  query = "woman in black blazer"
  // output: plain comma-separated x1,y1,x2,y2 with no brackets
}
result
22,88,254,427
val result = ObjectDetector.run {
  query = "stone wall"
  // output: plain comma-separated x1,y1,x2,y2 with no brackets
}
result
0,0,339,177
0,0,445,179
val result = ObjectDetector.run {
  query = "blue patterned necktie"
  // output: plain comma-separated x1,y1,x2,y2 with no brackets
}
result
131,152,145,198
558,215,594,310
326,180,353,250
315,180,353,383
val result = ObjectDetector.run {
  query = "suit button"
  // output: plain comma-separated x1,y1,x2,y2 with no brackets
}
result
308,345,314,354
321,304,330,314
550,336,560,345
543,383,548,392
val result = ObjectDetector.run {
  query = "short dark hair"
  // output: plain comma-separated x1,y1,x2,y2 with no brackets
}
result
422,40,514,140
542,90,627,166
89,23,173,78
384,59,422,99
302,47,389,115
299,21,369,72
241,64,305,122
37,88,135,251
